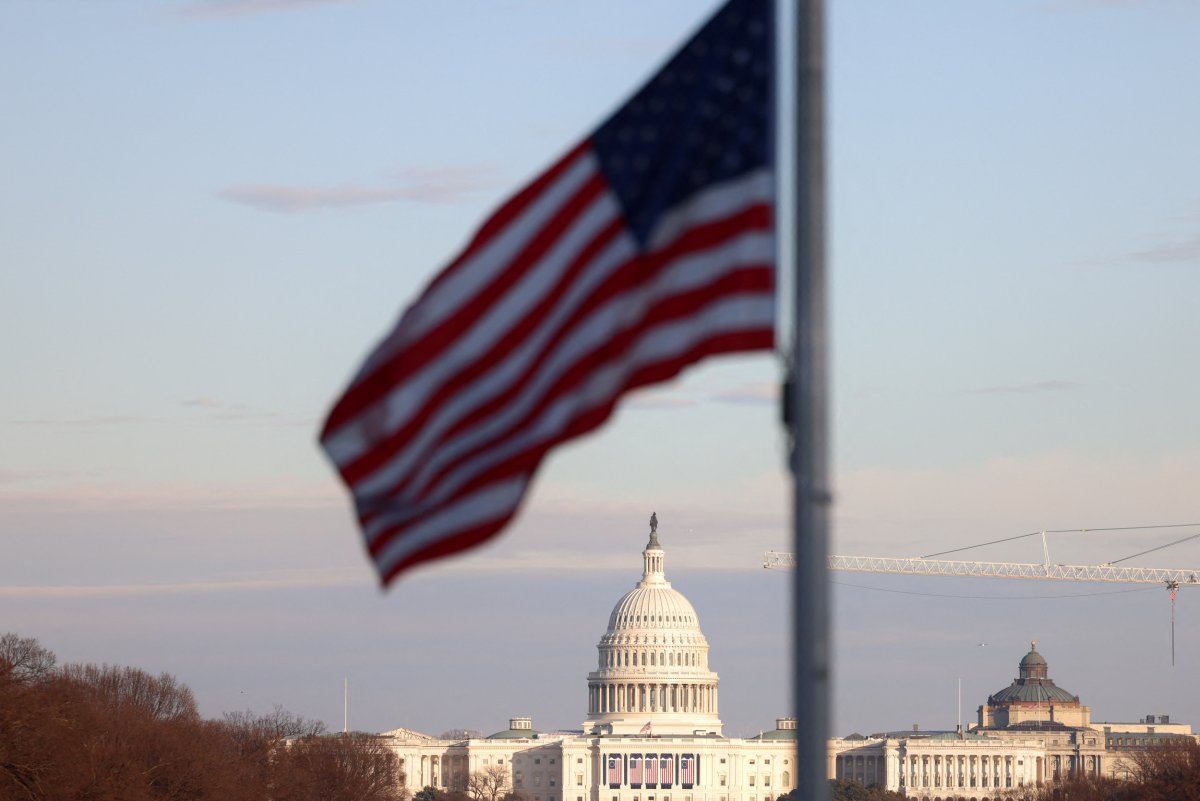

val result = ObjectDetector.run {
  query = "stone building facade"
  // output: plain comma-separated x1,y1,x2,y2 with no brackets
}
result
827,642,1196,799
376,520,1194,801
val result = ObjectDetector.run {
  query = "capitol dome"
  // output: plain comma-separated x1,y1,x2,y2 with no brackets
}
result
583,516,723,737
605,528,702,633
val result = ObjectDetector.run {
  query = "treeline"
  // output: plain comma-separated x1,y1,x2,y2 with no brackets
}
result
1029,740,1200,801
0,633,407,801
812,738,1200,801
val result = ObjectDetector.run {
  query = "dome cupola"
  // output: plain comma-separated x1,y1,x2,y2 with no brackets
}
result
1018,641,1049,680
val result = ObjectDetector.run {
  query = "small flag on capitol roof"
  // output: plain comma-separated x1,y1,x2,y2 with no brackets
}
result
320,0,775,586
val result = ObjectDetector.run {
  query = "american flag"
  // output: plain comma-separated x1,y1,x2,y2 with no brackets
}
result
680,754,696,787
629,754,643,787
645,754,659,787
608,755,623,788
660,755,675,788
320,0,774,585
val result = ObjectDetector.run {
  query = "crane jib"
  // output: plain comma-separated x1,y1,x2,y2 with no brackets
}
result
761,550,1200,585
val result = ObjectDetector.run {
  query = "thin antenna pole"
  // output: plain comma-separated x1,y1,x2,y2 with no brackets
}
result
957,678,962,736
344,676,349,734
789,0,829,799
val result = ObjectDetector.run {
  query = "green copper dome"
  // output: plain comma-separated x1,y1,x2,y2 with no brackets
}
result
987,642,1079,705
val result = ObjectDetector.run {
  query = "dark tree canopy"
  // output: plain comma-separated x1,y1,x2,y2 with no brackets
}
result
0,633,410,801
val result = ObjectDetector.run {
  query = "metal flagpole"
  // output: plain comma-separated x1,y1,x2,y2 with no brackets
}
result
789,0,829,799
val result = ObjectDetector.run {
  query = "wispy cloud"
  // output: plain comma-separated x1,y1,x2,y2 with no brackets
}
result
0,478,344,514
1117,234,1200,265
180,396,223,409
621,389,695,410
180,396,312,426
967,380,1080,395
1,415,145,427
710,381,779,406
220,184,409,214
388,166,500,203
220,165,498,214
170,0,358,20
0,400,306,428
1086,203,1200,266
0,569,364,599
0,469,91,485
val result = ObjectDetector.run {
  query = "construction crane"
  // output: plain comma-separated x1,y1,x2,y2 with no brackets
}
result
763,527,1200,664
762,550,1200,585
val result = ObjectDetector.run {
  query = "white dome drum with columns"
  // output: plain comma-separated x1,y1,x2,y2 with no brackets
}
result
584,513,722,736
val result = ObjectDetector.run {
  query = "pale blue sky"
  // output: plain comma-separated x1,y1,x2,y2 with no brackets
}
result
2,0,1200,738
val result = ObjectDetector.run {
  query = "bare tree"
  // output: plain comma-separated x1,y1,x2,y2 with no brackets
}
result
1029,740,1200,801
59,662,199,722
0,633,57,684
1125,738,1200,799
468,765,511,801
0,636,415,801
439,729,483,741
216,705,329,800
276,733,409,801
223,704,327,746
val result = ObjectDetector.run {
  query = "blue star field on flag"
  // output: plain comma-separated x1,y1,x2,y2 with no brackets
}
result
592,0,771,245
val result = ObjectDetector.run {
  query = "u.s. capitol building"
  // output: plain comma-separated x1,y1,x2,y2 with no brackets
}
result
377,520,1194,800
381,521,800,801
